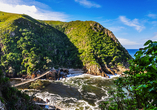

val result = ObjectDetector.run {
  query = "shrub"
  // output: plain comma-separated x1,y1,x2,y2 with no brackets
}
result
100,40,157,110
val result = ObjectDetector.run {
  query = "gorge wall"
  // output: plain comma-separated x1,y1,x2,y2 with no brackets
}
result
0,11,132,77
45,20,132,75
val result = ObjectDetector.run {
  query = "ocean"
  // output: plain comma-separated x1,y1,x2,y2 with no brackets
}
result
126,49,139,59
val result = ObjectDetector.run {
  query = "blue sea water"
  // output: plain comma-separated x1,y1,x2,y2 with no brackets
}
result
127,49,139,59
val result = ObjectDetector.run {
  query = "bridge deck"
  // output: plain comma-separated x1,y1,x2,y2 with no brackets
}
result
12,71,50,87
11,71,65,109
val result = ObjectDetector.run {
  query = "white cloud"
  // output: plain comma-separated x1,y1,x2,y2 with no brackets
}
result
0,0,68,21
117,38,138,45
147,14,157,19
75,0,101,8
119,16,145,32
0,0,21,5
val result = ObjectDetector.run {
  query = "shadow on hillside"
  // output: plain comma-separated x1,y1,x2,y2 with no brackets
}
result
43,22,84,69
0,15,83,77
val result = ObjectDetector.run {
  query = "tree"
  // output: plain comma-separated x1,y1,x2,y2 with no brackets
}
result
99,40,157,110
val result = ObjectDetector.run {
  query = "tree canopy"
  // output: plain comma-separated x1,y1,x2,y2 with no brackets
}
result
99,40,157,110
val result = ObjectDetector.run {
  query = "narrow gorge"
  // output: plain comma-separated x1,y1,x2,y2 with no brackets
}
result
0,11,132,78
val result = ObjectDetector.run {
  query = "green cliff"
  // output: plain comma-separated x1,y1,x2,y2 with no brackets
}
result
0,11,132,77
44,20,132,76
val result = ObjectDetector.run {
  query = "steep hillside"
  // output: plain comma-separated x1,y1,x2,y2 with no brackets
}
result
0,11,132,77
44,20,132,76
0,11,82,77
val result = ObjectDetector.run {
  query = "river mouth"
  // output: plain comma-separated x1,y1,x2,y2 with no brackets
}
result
11,73,120,110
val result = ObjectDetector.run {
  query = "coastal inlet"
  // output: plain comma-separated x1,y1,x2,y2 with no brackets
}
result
12,69,120,110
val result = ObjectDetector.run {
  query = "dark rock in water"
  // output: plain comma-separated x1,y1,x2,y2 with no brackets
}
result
63,69,69,74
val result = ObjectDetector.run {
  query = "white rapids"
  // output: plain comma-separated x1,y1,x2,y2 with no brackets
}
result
25,72,120,110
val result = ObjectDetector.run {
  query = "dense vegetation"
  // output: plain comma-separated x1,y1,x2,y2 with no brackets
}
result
0,11,131,77
44,20,132,75
0,69,42,110
29,79,50,89
99,40,157,110
0,11,82,77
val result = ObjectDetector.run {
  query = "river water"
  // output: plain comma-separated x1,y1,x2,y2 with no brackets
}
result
9,50,135,110
22,73,120,110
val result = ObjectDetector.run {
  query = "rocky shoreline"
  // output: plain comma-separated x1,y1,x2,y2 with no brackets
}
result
9,67,129,83
9,68,129,110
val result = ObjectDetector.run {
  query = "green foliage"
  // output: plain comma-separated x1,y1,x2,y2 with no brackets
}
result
29,79,49,89
0,11,131,76
0,69,9,84
0,11,83,76
46,20,131,69
1,85,42,110
0,68,41,110
100,40,157,110
0,96,4,103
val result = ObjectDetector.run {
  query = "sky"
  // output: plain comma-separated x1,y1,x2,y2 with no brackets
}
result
0,0,157,49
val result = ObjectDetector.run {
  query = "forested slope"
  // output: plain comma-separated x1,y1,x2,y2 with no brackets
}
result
0,11,132,77
44,20,132,76
0,11,82,77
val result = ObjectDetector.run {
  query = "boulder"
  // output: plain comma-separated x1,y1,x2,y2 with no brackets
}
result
85,63,116,77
